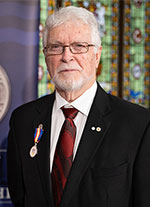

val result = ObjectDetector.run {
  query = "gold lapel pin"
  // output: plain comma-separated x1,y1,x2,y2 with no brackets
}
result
96,127,101,132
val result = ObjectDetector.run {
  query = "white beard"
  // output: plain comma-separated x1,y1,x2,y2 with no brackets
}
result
52,75,85,91
52,63,93,92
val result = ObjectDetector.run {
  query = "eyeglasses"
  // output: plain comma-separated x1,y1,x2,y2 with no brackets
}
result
43,42,95,55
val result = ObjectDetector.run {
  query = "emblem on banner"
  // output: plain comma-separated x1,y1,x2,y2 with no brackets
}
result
0,65,11,121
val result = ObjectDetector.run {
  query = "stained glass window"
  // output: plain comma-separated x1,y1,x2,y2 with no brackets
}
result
38,0,55,97
123,0,150,108
38,0,150,108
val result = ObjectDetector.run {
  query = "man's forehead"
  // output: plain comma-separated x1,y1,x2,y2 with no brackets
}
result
49,21,90,32
48,22,91,41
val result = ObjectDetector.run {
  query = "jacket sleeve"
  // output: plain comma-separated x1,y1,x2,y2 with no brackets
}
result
7,113,25,207
133,121,150,207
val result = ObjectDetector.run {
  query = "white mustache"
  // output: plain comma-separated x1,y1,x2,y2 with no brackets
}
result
57,64,82,72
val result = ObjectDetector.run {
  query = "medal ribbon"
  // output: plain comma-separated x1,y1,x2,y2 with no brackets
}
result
34,127,44,144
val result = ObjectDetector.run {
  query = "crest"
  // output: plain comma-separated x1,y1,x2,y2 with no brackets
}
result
0,65,11,121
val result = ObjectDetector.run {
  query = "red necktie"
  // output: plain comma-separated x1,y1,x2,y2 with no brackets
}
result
51,107,78,207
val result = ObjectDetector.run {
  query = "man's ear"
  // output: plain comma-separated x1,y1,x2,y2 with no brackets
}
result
44,54,49,70
96,46,102,68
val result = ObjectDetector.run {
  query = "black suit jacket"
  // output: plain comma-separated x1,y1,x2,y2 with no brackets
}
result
7,84,150,207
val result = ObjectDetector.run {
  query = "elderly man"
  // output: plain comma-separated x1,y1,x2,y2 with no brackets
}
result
7,6,150,207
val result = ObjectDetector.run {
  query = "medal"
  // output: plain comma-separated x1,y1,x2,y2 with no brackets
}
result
30,143,38,157
30,124,44,158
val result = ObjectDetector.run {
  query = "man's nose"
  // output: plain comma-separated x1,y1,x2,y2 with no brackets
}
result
61,46,74,63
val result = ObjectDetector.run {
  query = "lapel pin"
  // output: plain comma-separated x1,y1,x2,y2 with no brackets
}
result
91,126,102,132
96,127,101,132
91,126,95,131
30,124,44,158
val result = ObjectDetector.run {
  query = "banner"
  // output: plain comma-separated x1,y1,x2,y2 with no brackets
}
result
0,0,40,206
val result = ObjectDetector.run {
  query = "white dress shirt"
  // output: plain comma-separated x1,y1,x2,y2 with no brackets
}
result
50,81,97,171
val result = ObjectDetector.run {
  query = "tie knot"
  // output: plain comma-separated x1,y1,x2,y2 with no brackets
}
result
62,107,78,119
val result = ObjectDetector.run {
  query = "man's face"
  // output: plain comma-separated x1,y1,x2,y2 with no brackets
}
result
45,22,102,93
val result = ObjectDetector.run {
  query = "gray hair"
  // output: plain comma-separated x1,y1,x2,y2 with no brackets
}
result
43,6,101,48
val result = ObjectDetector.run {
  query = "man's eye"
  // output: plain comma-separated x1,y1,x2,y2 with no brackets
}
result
74,43,87,49
76,43,85,48
51,44,61,49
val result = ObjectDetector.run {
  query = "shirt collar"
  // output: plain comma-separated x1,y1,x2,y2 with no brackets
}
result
54,81,97,116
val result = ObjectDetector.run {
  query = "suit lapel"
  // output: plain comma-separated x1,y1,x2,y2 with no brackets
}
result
33,93,55,207
60,84,112,207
